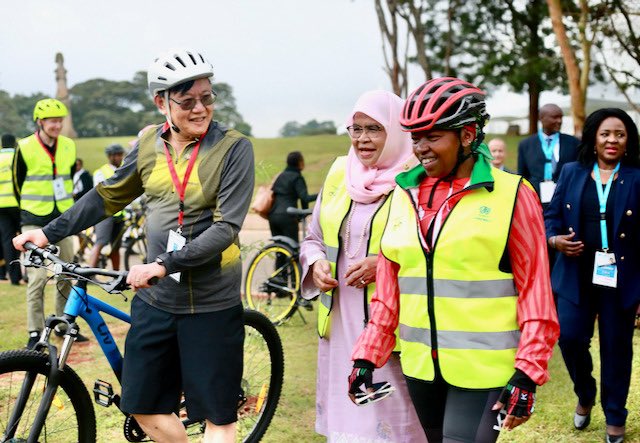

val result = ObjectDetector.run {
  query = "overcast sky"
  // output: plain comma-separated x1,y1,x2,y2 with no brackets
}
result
0,0,618,137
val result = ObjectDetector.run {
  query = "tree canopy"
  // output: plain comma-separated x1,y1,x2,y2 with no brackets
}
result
280,120,337,137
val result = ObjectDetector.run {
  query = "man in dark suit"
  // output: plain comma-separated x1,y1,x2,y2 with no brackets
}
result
518,104,580,205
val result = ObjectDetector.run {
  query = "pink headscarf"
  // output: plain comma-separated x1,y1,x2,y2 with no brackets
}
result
345,90,417,204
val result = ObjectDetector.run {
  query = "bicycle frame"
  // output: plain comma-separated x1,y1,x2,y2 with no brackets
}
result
64,285,130,381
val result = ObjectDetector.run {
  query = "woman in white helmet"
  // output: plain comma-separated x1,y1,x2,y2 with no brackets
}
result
14,48,255,443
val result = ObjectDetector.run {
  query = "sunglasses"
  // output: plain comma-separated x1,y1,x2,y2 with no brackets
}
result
170,91,217,111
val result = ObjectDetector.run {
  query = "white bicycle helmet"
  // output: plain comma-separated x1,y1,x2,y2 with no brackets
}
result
147,48,214,97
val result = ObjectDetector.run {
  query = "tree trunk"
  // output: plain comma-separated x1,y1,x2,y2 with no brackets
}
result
528,80,540,135
547,0,586,136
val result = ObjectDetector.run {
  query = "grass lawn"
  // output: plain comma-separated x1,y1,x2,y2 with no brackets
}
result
1,279,640,442
76,132,524,197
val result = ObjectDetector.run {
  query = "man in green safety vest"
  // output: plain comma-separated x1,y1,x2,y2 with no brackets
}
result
0,134,22,285
87,143,126,270
13,98,88,348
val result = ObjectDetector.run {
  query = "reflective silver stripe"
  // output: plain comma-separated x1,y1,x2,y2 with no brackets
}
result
58,174,71,180
21,194,55,201
21,194,73,202
0,193,16,197
400,324,432,347
398,277,516,298
320,292,332,309
0,180,12,185
326,245,339,263
400,324,520,350
398,276,427,295
25,175,54,181
434,279,516,298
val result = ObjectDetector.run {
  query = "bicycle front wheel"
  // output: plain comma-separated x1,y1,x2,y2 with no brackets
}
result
244,243,300,324
0,349,96,443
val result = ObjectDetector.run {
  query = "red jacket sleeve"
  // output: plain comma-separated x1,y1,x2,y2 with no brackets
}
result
351,253,400,367
509,183,560,385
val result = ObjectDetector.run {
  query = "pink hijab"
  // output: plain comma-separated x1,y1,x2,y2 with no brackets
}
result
344,90,416,204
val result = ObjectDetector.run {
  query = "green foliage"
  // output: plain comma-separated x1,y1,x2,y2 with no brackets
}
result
279,119,337,137
0,91,26,137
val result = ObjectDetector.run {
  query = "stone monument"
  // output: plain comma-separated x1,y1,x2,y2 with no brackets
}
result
55,53,77,138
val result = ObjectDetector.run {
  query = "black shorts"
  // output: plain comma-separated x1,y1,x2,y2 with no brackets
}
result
120,297,244,425
94,217,124,249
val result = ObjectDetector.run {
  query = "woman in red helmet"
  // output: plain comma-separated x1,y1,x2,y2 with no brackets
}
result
348,78,560,442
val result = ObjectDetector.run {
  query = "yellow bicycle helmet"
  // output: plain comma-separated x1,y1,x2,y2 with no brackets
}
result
33,98,68,121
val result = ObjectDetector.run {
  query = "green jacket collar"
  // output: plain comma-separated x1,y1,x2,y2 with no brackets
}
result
396,143,495,190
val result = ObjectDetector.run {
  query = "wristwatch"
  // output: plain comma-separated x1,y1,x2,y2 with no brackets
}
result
155,257,165,267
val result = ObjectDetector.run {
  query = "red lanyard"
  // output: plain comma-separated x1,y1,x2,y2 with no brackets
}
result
163,137,203,233
35,131,58,176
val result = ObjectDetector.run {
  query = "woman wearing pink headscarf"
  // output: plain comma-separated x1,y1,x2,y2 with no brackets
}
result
300,90,426,442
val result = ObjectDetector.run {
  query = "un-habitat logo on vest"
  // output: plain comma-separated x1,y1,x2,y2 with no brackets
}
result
474,205,492,222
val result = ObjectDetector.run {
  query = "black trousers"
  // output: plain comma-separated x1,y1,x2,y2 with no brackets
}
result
0,208,22,284
557,282,637,427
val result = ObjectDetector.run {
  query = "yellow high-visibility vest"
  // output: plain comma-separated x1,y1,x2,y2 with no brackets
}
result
381,168,521,389
0,148,18,208
18,133,75,216
317,156,392,338
96,163,123,217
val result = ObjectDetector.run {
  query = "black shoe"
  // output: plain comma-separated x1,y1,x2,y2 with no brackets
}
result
296,298,313,311
606,433,624,443
26,331,40,349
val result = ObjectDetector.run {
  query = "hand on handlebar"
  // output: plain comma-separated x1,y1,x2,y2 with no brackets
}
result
13,229,49,252
127,263,166,291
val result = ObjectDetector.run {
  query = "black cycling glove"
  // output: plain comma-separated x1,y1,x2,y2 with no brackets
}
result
497,369,537,418
348,360,374,394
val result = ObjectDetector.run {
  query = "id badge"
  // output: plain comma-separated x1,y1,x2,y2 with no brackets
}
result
166,229,186,283
539,181,556,204
52,177,67,200
592,251,618,288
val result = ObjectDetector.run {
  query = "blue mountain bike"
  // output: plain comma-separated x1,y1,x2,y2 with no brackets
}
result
0,242,284,443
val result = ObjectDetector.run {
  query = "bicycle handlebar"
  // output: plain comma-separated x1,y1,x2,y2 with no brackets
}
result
24,241,131,293
286,207,312,217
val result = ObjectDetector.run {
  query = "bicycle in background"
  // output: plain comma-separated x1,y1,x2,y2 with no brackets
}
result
0,242,284,443
244,207,313,325
72,200,148,271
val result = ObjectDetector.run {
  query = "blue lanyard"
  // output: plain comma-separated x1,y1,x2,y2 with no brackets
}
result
593,162,620,251
537,130,559,181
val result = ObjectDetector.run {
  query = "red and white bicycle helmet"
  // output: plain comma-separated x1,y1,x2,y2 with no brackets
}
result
400,77,488,132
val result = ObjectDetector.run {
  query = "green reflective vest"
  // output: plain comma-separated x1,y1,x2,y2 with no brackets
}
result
317,156,392,338
18,133,75,216
96,163,123,217
0,148,18,208
381,168,521,389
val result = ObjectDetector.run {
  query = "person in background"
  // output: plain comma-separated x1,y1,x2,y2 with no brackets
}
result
0,134,22,285
349,78,559,443
268,151,317,243
488,137,513,173
545,108,640,443
517,103,580,205
14,47,254,443
301,90,426,442
72,158,93,201
87,144,126,270
13,98,88,347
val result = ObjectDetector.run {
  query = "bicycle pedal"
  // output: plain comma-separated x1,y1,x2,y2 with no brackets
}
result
93,379,116,407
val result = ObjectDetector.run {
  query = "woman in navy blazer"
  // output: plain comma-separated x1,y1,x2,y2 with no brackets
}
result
545,108,640,443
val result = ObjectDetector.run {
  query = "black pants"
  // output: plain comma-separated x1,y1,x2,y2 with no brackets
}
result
0,208,22,284
557,283,637,427
405,373,503,443
268,213,298,243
